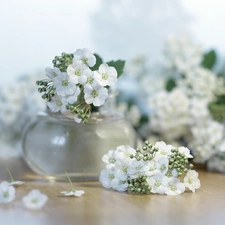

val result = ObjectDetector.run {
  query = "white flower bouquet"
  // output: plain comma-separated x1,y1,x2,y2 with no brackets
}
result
100,140,200,195
36,48,125,123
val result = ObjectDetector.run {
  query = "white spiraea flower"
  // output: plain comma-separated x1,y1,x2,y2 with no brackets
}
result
183,170,201,192
73,48,96,67
99,168,116,189
110,170,128,192
78,68,94,85
102,150,118,169
94,63,118,86
61,190,85,197
127,159,150,175
0,181,16,203
45,67,61,79
178,146,193,159
165,178,185,195
22,189,48,210
47,95,66,112
154,156,169,175
84,82,108,106
146,172,169,194
53,72,77,97
67,60,89,84
154,141,173,160
115,145,136,159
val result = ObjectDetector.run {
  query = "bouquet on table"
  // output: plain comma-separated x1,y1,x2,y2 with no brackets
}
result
36,48,125,123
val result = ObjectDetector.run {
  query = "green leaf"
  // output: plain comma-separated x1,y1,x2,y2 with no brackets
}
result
90,54,103,71
202,50,217,69
106,60,126,78
165,78,176,92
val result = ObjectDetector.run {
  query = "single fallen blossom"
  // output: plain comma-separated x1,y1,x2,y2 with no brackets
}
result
4,162,24,187
60,171,85,197
0,181,16,203
22,189,48,210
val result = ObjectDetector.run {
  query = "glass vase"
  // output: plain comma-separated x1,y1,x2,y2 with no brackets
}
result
22,95,141,180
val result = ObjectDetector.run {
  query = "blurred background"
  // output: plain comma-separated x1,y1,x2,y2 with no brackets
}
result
1,0,225,172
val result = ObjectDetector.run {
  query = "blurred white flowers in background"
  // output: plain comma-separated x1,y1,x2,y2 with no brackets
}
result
0,73,46,158
116,34,225,173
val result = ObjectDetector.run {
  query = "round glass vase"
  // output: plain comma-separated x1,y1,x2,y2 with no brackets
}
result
22,100,141,181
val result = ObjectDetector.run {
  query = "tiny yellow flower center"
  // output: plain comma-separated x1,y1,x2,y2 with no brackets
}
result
32,198,38,203
92,90,98,98
109,174,115,180
75,70,82,76
56,100,62,107
188,178,192,184
62,80,69,86
171,185,177,191
109,158,116,163
82,58,88,65
102,73,108,80
87,77,94,84
155,181,161,187
3,192,9,198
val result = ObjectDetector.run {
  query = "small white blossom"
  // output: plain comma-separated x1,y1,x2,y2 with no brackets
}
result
73,48,96,67
102,150,118,169
183,170,201,192
111,171,128,192
84,82,108,106
45,67,61,79
61,190,85,197
99,168,116,189
47,95,66,112
94,63,117,86
178,146,193,158
22,189,48,210
155,156,169,174
0,181,16,203
53,72,77,97
165,178,185,195
147,172,169,194
67,60,89,84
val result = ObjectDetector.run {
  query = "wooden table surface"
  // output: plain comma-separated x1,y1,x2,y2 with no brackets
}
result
0,157,225,225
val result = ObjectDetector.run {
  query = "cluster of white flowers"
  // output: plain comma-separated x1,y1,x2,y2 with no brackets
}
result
122,35,225,173
148,89,191,141
163,34,204,75
99,141,200,195
0,73,46,158
37,48,119,123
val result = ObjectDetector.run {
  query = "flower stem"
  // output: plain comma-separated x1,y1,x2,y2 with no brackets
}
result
4,162,15,182
64,171,74,190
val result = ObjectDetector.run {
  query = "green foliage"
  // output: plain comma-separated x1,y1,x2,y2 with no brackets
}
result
90,54,103,71
91,54,126,78
209,94,225,122
106,60,126,78
202,50,216,69
165,78,176,92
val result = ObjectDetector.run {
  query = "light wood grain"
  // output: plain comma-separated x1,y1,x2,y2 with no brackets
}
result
0,157,225,225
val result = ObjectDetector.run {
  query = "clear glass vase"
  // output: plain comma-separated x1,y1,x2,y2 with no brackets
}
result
22,93,142,180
